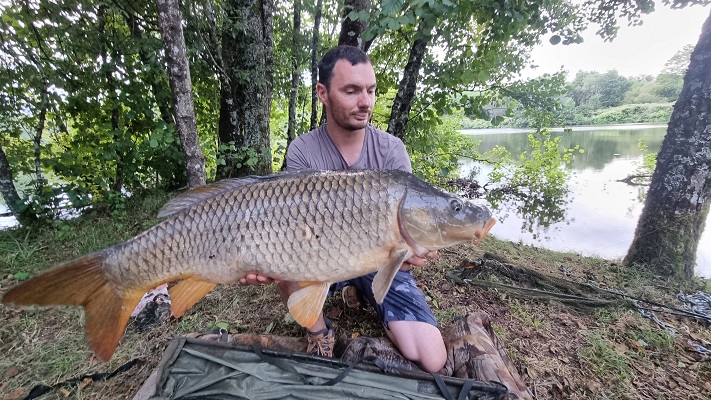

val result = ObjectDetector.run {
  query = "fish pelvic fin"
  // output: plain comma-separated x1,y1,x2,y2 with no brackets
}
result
287,282,331,328
1,251,142,361
372,247,412,304
168,277,217,318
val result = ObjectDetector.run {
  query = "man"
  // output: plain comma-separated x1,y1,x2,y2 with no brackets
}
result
240,45,446,373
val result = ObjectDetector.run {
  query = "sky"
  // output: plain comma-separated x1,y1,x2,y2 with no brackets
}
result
521,4,711,80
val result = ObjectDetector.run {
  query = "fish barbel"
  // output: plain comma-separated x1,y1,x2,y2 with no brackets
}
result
2,169,495,360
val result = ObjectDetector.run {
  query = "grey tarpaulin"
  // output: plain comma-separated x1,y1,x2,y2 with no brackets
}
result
145,337,508,400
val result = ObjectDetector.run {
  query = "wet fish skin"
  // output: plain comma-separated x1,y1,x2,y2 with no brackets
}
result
1,169,495,361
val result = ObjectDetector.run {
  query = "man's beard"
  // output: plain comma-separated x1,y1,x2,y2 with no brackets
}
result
330,108,371,131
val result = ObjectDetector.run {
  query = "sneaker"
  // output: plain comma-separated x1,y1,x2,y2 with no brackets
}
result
341,285,363,309
306,318,335,357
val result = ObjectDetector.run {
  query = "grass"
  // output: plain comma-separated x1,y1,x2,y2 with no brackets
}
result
1,192,710,400
579,330,632,383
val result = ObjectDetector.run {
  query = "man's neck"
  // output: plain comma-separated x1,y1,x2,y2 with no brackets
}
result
325,123,366,166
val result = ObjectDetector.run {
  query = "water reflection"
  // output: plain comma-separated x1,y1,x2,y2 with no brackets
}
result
462,124,711,278
0,203,19,229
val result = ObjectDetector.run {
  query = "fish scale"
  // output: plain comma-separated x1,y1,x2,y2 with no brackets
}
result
2,169,495,360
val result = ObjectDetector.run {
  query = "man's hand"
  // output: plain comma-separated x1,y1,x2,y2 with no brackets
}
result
401,250,439,271
239,273,281,285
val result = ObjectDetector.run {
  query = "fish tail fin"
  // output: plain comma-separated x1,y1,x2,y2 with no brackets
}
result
2,251,143,361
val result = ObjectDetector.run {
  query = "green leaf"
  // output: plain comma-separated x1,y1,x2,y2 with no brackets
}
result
477,70,491,82
264,321,274,334
14,272,30,281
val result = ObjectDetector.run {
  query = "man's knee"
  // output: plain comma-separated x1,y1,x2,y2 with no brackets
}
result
388,321,447,373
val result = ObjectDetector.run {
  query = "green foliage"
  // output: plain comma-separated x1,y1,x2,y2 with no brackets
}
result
0,0,191,221
636,138,657,175
662,43,695,76
654,73,684,101
216,141,263,178
571,70,630,108
486,129,581,233
460,117,494,129
589,103,673,125
405,113,480,183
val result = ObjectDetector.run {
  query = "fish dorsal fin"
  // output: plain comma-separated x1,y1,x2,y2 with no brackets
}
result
157,178,260,218
157,170,321,218
372,247,412,304
287,282,331,328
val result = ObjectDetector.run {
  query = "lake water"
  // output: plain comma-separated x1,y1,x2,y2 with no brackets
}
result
461,124,711,278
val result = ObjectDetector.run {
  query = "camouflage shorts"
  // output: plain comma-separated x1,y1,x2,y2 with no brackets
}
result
335,270,438,329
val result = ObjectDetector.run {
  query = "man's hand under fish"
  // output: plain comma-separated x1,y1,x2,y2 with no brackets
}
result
238,251,439,285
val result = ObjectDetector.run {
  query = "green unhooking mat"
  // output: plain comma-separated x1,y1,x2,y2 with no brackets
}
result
145,337,509,400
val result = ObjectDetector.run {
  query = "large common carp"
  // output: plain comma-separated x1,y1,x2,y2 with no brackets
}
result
2,169,495,361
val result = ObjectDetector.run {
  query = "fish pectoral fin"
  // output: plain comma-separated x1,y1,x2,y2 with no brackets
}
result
168,278,217,318
372,247,413,304
287,282,331,328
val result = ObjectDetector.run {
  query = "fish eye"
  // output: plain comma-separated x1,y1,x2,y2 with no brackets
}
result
449,198,463,212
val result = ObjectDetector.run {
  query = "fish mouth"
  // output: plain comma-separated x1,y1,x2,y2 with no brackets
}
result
473,218,496,244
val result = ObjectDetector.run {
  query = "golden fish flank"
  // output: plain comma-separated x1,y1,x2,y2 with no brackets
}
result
2,169,496,361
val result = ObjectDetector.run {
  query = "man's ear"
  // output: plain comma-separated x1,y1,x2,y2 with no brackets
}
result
316,83,328,106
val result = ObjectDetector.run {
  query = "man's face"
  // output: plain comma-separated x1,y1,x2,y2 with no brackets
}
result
319,59,377,132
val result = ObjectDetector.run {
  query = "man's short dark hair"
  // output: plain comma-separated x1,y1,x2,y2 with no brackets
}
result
318,46,371,89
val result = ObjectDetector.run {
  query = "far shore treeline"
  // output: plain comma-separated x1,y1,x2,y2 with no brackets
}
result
461,45,692,129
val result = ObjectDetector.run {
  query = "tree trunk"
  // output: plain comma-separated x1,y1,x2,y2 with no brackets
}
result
0,142,27,223
387,36,428,139
309,0,323,131
217,0,274,178
281,0,302,171
338,0,370,50
99,6,124,193
624,10,711,280
156,0,206,188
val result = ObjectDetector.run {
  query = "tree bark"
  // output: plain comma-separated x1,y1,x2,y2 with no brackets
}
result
99,5,124,193
387,36,428,139
0,142,26,222
156,0,206,188
624,10,711,280
281,0,301,171
217,0,274,178
338,0,370,50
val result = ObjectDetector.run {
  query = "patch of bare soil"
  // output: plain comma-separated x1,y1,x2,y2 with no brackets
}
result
1,239,710,399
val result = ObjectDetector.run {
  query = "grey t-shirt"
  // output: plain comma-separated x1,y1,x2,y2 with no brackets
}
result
286,124,412,173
